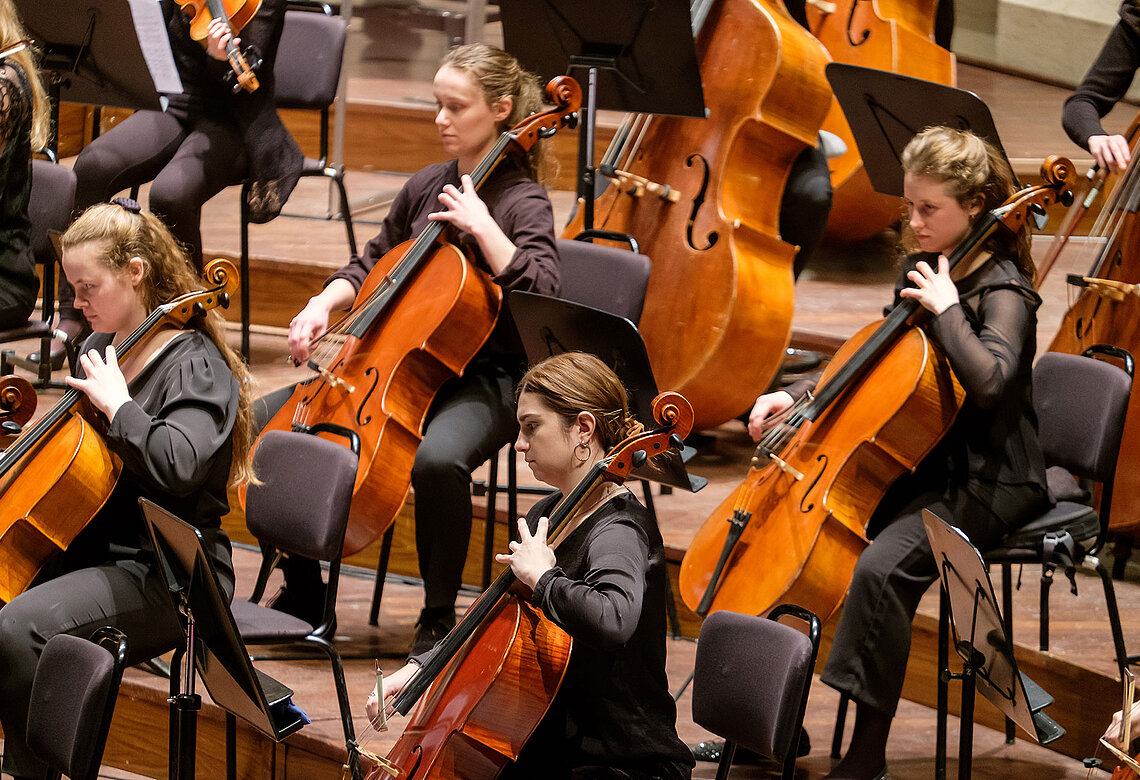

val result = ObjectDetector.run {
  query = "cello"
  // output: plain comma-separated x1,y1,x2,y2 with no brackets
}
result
0,259,238,604
1047,109,1140,538
562,0,832,431
804,0,956,242
355,393,693,780
678,157,1075,620
251,78,581,557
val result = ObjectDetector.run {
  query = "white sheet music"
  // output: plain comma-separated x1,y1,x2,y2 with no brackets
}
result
127,0,183,95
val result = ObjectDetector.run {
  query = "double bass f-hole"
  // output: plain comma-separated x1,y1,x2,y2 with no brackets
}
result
357,368,380,427
845,0,872,46
684,153,718,251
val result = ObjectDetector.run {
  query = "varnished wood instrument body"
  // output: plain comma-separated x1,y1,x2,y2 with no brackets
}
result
564,0,832,430
806,0,956,241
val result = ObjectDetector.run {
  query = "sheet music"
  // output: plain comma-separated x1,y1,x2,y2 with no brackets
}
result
127,0,183,94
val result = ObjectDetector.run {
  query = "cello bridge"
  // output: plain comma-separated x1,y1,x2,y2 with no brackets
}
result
760,450,804,481
306,360,356,394
610,169,682,203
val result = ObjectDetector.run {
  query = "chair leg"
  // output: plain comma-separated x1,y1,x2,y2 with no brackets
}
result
715,739,737,780
1093,558,1133,681
330,170,358,256
483,453,500,589
226,712,237,780
368,525,395,626
239,186,252,364
310,637,360,780
1002,563,1016,744
936,586,949,780
831,694,848,759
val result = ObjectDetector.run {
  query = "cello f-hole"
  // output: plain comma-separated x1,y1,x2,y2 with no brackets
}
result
357,367,380,427
799,454,828,513
845,0,871,46
684,154,719,252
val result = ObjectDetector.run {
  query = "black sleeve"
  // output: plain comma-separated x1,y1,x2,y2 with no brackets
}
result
531,517,650,650
105,355,239,496
1062,20,1140,149
0,65,26,160
925,287,1035,409
488,184,560,296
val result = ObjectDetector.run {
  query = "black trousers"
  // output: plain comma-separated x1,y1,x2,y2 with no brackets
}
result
0,542,234,779
61,109,248,320
819,472,1049,715
254,361,519,612
779,142,833,280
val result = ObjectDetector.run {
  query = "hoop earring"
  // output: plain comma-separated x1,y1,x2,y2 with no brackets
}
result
574,441,590,464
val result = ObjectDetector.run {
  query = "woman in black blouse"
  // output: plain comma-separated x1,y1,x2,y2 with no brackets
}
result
0,200,256,780
0,0,48,329
747,126,1051,780
261,43,560,649
367,351,693,780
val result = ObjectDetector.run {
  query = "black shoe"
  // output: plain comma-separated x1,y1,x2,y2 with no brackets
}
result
267,582,327,629
410,607,456,657
690,728,811,763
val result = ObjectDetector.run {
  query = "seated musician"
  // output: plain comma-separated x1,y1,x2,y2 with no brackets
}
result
38,0,302,368
0,200,254,780
366,351,695,780
258,42,559,650
1061,0,1140,174
0,0,49,330
747,126,1051,780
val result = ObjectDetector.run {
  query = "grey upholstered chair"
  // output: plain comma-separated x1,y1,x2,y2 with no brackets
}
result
27,627,128,780
692,604,821,780
229,424,360,761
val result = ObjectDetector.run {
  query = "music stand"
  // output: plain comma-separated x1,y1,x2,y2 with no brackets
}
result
922,509,1064,780
826,63,1016,197
15,0,179,151
498,0,705,231
510,289,706,494
140,498,308,780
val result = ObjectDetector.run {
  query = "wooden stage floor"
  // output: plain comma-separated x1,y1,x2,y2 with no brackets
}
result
5,52,1140,780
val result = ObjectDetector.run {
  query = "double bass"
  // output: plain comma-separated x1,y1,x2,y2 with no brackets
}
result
678,158,1075,620
0,259,238,604
356,394,693,780
252,79,581,557
1047,110,1140,539
563,0,832,431
804,0,956,241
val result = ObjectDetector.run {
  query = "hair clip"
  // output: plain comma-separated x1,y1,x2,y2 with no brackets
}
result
111,197,142,214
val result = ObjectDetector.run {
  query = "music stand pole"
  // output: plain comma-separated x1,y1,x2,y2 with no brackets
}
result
577,65,599,231
169,595,201,780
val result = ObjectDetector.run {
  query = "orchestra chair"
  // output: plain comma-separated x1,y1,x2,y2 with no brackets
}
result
692,605,821,780
831,344,1135,757
238,0,356,362
0,158,77,387
227,424,360,753
365,231,655,623
26,627,128,780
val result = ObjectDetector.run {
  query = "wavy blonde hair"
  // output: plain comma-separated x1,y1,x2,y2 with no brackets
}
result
441,42,553,184
0,0,49,151
900,126,1034,283
516,351,641,451
61,203,257,486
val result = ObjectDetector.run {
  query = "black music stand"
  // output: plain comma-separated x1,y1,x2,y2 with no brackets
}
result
498,0,705,231
510,289,705,494
922,509,1064,780
140,498,309,780
826,63,1016,196
15,0,178,151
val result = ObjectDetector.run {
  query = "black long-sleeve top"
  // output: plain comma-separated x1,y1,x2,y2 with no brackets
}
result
67,330,239,575
0,61,41,313
1062,1,1140,149
787,253,1048,492
513,491,693,777
326,157,560,370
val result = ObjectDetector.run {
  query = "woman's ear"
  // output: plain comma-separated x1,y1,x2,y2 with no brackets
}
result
493,95,513,125
126,256,146,287
576,410,598,442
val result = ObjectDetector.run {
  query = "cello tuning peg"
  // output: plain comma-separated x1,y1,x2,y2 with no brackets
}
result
669,433,684,450
1060,190,1075,207
631,450,647,467
1029,203,1048,230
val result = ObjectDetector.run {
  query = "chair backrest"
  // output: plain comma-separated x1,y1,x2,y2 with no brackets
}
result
692,606,820,770
1033,350,1132,483
246,429,358,561
29,160,76,268
555,238,651,324
274,9,348,111
27,628,127,780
